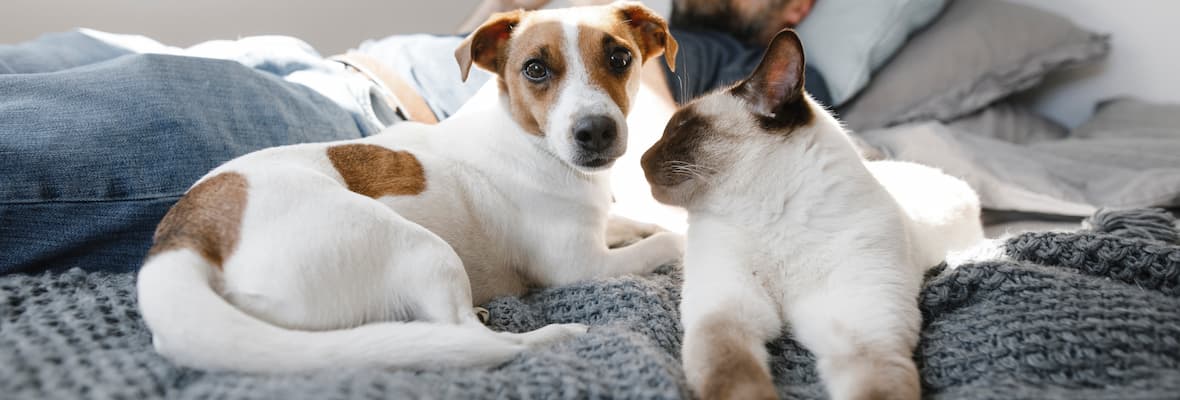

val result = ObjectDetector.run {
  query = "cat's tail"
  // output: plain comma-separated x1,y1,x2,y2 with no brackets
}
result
136,249,527,373
867,160,984,269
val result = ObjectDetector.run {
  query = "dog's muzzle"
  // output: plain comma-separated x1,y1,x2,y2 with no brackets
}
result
572,115,622,168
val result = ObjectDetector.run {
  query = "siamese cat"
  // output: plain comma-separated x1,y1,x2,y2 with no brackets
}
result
641,30,982,400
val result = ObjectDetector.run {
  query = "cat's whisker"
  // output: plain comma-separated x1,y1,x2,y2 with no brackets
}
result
665,161,713,182
667,160,716,172
670,168,704,180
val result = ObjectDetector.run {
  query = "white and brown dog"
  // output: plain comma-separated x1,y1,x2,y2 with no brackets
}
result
136,2,682,373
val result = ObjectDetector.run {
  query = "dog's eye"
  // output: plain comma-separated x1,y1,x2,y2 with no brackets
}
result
523,60,549,82
609,49,632,72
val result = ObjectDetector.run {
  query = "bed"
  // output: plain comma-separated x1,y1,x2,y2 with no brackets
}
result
3,208,1179,399
3,0,1180,398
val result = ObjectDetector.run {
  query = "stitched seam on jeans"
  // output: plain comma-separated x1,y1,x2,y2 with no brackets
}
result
0,193,185,205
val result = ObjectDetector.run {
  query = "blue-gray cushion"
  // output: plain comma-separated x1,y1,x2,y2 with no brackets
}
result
948,102,1069,145
795,0,946,106
837,0,1110,132
1073,97,1180,140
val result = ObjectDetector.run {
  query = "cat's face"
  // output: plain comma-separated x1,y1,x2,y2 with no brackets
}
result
641,30,815,210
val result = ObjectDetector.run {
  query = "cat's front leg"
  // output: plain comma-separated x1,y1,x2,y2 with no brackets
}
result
680,246,782,400
786,273,922,400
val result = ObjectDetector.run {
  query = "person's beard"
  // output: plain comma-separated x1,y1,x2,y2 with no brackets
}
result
670,0,787,45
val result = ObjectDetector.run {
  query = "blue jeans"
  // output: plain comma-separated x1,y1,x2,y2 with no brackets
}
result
0,31,384,275
0,29,825,276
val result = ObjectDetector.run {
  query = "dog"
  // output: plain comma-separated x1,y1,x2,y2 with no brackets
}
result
136,2,682,373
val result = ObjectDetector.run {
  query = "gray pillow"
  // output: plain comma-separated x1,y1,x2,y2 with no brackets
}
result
837,0,1110,132
948,102,1068,145
1072,97,1180,140
794,0,946,106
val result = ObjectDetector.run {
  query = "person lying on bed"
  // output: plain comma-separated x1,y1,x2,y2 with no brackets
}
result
0,0,826,275
361,0,830,123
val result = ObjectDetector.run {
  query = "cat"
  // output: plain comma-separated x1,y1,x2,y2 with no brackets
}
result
640,29,982,400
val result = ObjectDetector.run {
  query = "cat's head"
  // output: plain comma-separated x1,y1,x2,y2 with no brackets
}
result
641,29,833,211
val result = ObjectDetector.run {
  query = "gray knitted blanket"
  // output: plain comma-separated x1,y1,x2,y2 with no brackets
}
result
3,209,1179,399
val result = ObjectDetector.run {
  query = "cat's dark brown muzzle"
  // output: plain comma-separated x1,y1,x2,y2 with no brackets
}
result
641,142,695,205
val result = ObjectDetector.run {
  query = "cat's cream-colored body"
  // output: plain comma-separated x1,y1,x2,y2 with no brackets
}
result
641,30,982,399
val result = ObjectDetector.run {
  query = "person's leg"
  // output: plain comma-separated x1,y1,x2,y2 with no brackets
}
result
355,34,492,121
0,54,370,275
0,31,135,74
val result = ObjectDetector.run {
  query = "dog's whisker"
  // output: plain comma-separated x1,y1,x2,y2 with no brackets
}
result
677,65,688,101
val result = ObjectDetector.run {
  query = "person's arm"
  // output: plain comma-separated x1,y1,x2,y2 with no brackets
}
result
457,0,554,33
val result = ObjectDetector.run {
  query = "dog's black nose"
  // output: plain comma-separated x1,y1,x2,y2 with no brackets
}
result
573,115,617,153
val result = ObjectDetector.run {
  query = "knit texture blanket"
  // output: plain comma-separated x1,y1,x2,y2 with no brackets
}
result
2,209,1179,399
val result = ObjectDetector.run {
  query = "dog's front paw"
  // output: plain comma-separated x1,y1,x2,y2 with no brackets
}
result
607,216,668,248
644,231,686,271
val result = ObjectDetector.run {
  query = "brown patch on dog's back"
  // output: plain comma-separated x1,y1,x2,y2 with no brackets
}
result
696,315,778,400
148,172,249,269
328,144,426,198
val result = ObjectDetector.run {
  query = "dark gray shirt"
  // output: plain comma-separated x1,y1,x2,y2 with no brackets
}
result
662,28,831,106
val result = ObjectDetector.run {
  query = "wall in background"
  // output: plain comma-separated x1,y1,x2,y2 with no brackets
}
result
4,0,1174,128
4,0,471,55
1004,0,1180,127
3,1,678,54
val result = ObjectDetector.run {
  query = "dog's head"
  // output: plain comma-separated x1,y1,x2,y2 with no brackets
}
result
456,2,678,172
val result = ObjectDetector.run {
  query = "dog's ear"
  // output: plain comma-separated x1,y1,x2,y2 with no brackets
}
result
615,2,679,71
733,29,806,119
455,10,523,82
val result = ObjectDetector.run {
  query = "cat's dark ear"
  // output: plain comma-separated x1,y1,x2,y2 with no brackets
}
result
732,29,807,124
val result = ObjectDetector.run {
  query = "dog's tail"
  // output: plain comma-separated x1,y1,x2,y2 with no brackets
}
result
137,249,526,373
